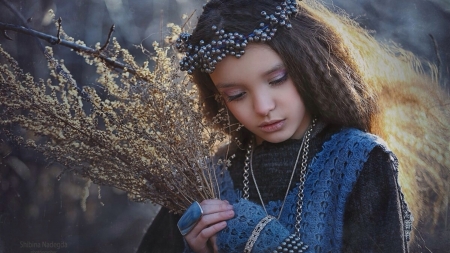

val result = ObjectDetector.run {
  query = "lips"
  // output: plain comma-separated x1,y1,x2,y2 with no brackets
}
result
259,119,285,132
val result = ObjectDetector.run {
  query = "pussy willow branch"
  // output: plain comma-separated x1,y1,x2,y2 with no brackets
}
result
0,22,137,75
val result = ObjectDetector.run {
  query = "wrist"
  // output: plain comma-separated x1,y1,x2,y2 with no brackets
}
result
217,198,290,252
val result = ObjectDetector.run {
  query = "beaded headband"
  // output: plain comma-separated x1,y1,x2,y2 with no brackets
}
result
176,0,299,75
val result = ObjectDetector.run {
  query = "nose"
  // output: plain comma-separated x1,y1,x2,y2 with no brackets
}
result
253,89,275,116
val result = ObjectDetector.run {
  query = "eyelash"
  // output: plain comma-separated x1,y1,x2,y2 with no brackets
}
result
225,73,289,102
226,93,245,102
269,73,288,86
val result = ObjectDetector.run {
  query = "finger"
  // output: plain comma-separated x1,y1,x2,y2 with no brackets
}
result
210,235,219,253
200,199,233,215
185,221,227,253
200,209,234,227
183,200,234,252
187,208,234,239
196,221,227,243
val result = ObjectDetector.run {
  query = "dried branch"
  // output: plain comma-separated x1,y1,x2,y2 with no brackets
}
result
0,17,233,213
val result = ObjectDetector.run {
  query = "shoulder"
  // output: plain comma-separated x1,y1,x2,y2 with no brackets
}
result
313,127,397,174
331,128,399,179
328,127,393,154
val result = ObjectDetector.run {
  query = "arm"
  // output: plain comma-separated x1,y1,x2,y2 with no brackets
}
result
216,198,291,253
183,167,292,253
342,147,411,253
136,207,185,253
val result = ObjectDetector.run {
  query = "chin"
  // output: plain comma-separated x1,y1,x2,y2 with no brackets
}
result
259,132,293,144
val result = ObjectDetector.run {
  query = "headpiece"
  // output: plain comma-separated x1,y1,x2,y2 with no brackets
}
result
176,0,299,74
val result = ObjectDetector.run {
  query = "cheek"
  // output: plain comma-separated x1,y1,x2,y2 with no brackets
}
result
284,83,305,108
225,103,251,125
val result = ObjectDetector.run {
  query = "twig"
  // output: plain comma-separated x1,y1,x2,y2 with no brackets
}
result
55,17,62,44
0,0,29,27
99,24,115,51
0,0,45,51
429,34,443,85
181,9,197,31
0,22,137,75
0,0,136,98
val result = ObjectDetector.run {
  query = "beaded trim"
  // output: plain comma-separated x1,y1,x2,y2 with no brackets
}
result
244,215,276,253
176,0,300,74
273,234,308,253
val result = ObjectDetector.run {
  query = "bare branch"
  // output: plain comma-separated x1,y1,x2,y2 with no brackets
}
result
55,17,62,44
181,9,197,31
99,24,115,52
0,21,137,75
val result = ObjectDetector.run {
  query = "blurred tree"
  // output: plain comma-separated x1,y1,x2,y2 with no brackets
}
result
0,0,449,252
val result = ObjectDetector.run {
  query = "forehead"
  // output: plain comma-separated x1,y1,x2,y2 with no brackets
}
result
209,44,283,85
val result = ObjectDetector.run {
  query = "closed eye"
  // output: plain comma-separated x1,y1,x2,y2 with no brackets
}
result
269,73,288,86
226,92,246,102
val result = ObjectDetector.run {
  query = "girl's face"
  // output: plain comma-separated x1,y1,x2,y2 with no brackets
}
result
210,44,311,144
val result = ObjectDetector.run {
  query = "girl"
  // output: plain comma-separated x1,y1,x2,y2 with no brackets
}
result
139,0,420,252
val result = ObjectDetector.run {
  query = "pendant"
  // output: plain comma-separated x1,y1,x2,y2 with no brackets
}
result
273,234,308,253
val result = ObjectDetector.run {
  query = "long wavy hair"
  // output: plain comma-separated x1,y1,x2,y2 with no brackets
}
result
185,0,450,249
190,0,378,143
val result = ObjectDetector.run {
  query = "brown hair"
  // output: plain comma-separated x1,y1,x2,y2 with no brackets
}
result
189,0,377,144
184,1,450,246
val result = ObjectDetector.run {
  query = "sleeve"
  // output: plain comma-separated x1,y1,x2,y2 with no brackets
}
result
214,165,291,253
138,157,292,253
342,146,411,253
208,160,291,253
216,198,291,253
136,207,184,253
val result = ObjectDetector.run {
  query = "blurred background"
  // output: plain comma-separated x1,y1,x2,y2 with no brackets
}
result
0,0,449,252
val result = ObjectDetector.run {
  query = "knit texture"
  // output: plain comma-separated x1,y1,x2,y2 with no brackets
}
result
299,128,382,252
177,126,412,253
214,128,411,252
217,199,290,252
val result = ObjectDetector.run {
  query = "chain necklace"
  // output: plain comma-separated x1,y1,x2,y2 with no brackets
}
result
243,118,316,236
249,135,304,220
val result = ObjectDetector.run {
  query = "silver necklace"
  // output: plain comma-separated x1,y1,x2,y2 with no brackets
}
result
249,135,305,220
243,118,316,236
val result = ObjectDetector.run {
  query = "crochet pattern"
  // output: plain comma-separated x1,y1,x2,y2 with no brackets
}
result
183,128,412,253
217,199,290,253
214,128,412,253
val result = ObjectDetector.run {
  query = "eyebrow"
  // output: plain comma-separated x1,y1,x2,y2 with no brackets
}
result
215,63,285,89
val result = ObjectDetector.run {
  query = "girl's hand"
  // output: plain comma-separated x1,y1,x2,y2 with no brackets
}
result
184,199,235,253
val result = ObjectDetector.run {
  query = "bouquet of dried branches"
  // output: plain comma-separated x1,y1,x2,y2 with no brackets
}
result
0,21,231,214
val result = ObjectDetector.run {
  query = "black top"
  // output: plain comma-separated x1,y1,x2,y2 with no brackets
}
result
137,123,410,253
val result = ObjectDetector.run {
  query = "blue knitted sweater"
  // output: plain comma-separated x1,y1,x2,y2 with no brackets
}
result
184,127,412,253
